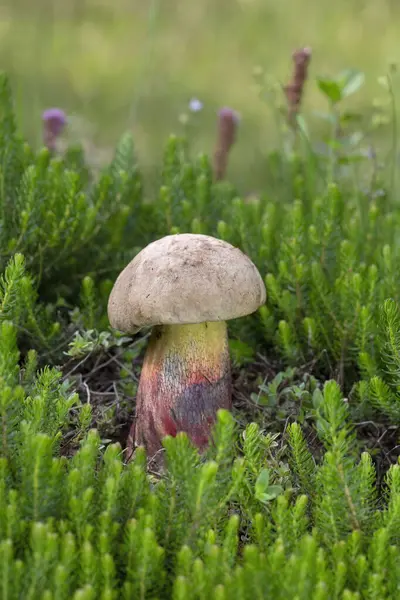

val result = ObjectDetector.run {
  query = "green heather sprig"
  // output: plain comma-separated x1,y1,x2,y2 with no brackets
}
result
1,68,400,393
0,315,399,598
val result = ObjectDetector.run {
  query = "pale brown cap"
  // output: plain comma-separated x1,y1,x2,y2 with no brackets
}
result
108,233,266,332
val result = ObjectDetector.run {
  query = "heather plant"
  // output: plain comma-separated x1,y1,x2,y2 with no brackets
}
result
1,60,400,598
0,307,399,598
0,72,157,303
1,66,400,390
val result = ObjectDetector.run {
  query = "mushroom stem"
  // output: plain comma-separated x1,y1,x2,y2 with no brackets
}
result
127,321,232,462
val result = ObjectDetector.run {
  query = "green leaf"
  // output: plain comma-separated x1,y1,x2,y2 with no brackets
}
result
312,388,324,409
340,69,365,98
255,469,270,497
317,70,365,104
255,470,284,504
266,485,284,497
296,115,310,140
316,77,343,104
257,492,274,503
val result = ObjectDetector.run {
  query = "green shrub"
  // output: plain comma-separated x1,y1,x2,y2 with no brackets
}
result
1,67,398,380
0,314,400,598
1,67,400,598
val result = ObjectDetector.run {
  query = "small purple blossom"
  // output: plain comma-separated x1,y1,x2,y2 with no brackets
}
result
42,108,67,134
189,98,203,113
42,108,67,151
218,106,241,123
213,106,240,181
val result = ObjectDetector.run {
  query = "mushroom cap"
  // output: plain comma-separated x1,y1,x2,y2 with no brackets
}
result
108,233,266,332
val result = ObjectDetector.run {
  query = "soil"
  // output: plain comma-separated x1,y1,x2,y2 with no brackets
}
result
59,341,400,484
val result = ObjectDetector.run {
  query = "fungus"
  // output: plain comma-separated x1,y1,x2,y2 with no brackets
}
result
108,233,266,463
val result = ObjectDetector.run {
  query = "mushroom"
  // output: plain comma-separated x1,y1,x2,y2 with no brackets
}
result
108,233,266,464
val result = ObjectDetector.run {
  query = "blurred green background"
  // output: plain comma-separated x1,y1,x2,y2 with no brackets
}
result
1,0,399,189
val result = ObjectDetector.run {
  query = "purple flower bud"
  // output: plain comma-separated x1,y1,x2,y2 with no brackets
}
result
218,106,240,124
213,107,240,180
42,108,67,151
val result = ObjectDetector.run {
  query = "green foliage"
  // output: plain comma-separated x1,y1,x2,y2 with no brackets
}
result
317,69,365,105
287,422,315,498
354,298,400,423
2,67,400,598
0,69,399,394
0,333,399,598
0,71,156,306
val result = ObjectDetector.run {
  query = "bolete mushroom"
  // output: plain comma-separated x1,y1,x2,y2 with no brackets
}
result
108,233,266,463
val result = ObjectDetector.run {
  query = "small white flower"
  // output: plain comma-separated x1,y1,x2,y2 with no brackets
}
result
189,98,203,112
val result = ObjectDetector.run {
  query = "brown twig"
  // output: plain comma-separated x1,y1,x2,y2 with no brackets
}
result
284,47,312,126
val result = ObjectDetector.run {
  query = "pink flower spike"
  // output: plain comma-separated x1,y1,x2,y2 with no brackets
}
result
42,108,67,151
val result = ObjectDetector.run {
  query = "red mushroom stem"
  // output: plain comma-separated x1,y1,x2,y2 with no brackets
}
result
126,321,232,463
